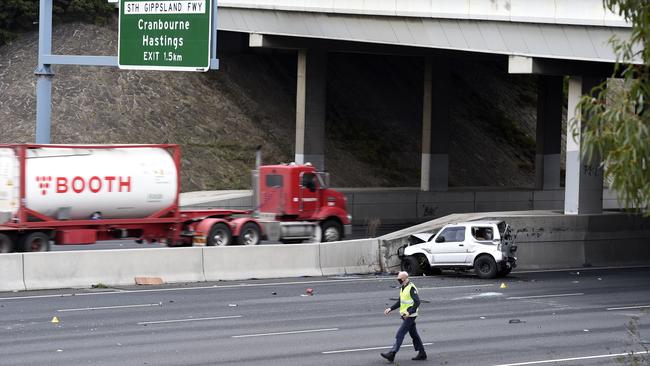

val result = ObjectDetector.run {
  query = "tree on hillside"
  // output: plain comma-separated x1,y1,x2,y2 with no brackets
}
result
0,0,113,45
577,0,649,215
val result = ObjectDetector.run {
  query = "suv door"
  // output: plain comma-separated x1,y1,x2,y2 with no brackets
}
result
432,226,468,264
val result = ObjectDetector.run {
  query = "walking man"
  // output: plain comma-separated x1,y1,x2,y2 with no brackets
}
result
381,271,427,362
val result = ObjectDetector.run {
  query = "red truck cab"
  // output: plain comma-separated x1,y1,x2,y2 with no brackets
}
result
258,163,352,242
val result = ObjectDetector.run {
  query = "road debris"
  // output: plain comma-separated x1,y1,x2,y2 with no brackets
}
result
135,277,164,285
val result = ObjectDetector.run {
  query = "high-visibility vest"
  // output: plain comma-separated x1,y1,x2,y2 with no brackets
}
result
399,282,419,317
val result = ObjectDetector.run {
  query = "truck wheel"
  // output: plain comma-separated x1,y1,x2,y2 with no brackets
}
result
474,255,498,279
0,233,14,253
21,232,50,252
321,220,342,242
207,223,232,246
237,222,260,246
401,256,423,276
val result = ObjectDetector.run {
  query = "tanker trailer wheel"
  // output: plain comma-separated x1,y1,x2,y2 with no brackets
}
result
207,223,232,246
237,222,261,246
321,220,342,242
21,232,50,252
0,233,15,253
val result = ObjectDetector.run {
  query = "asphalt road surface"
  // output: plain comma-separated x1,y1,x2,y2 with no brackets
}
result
1,267,649,366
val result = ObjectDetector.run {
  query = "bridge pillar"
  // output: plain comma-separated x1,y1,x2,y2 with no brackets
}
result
535,75,562,190
295,49,327,170
564,76,603,214
420,56,450,191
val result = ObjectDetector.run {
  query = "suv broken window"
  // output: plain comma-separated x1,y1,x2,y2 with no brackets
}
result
472,227,494,241
437,227,465,243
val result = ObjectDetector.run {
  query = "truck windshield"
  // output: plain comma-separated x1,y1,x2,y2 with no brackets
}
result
316,172,327,189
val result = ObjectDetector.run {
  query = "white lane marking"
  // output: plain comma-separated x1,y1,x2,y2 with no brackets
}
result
607,305,650,311
455,292,503,300
323,342,434,354
507,293,584,300
0,292,124,301
419,284,494,290
58,303,161,312
492,351,650,366
233,328,339,338
138,315,242,325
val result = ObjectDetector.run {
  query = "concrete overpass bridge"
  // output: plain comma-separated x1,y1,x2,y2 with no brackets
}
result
214,0,634,216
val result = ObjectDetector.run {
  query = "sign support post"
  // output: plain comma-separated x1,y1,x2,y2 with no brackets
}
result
34,0,219,143
35,0,54,144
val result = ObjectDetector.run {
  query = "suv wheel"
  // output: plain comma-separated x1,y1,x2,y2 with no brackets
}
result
474,255,498,279
401,256,424,276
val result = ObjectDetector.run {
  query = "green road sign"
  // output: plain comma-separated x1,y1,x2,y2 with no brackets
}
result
118,0,212,71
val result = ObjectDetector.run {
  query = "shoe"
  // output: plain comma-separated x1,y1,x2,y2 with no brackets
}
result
412,351,427,360
380,351,396,362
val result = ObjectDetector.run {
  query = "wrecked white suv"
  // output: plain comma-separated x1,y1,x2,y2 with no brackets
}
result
398,220,517,279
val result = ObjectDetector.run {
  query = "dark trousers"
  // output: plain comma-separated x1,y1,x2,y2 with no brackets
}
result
390,316,425,353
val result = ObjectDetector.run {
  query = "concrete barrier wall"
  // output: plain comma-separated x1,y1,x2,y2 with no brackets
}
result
0,253,25,292
319,239,381,276
203,244,322,281
515,241,586,269
380,212,650,272
2,211,649,292
6,241,377,291
23,247,205,290
499,214,650,270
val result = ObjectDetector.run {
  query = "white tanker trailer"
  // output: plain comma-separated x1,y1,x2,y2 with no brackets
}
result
0,144,264,253
0,146,178,221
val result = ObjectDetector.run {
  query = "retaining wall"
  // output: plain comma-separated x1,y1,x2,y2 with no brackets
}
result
183,188,622,226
